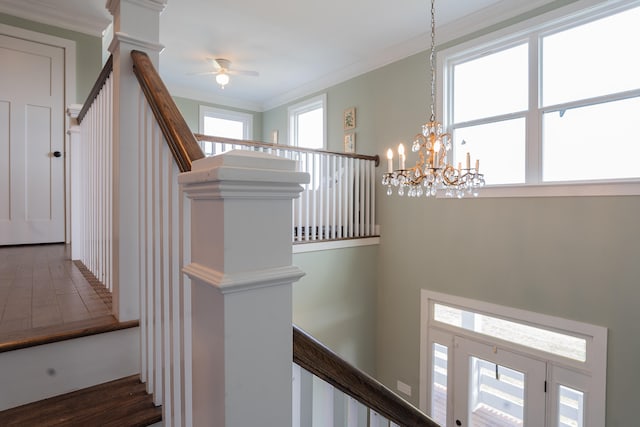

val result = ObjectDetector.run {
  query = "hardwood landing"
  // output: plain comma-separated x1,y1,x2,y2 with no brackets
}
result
0,375,162,426
0,244,123,350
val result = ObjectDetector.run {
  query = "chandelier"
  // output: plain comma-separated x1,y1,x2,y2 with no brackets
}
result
382,0,485,198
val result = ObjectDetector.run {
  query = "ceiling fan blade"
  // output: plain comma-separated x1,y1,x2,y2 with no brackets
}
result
228,69,259,77
212,58,230,71
187,71,216,76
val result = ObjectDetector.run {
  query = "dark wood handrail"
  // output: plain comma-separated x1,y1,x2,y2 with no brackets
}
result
131,50,204,172
196,133,380,166
293,325,439,427
77,55,113,124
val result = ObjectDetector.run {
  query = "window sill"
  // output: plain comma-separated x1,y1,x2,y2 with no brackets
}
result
443,180,640,198
292,236,380,253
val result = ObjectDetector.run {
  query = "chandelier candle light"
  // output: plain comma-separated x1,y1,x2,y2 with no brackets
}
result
382,0,485,198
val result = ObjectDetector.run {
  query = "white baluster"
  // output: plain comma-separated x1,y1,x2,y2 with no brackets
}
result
355,159,361,237
312,376,334,427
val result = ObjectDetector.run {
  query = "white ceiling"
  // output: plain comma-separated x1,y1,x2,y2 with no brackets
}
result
0,0,556,111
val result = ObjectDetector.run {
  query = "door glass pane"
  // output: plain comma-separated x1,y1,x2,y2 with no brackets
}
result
431,343,448,426
469,357,524,427
543,96,640,182
558,385,584,427
453,118,526,185
453,43,528,123
542,6,640,106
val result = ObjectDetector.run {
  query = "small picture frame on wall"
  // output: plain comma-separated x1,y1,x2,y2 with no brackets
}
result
343,107,356,130
344,132,355,153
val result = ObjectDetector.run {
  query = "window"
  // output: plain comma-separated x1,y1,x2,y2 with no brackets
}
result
198,106,253,156
288,94,326,150
419,291,607,427
441,2,640,196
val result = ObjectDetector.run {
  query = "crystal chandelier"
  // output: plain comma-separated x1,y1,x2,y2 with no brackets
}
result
382,0,485,198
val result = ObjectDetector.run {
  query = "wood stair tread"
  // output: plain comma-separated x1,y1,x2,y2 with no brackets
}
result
0,375,162,426
0,316,139,354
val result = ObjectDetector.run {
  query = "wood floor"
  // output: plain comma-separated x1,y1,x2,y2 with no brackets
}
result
0,244,115,347
0,375,162,426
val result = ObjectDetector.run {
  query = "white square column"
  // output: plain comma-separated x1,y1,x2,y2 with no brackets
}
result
180,150,309,427
106,0,166,320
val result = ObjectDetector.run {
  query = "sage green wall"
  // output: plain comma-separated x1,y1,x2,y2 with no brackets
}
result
262,104,288,145
373,11,637,427
377,196,639,427
292,245,378,375
0,13,102,103
264,1,637,425
173,96,263,141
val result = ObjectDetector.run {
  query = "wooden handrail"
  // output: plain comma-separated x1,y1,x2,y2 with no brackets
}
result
195,133,380,166
293,325,439,427
77,55,113,124
131,50,204,172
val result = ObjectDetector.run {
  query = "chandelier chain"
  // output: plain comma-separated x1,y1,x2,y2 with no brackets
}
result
429,0,436,122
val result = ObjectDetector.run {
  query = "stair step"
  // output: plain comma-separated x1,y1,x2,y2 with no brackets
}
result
0,375,162,426
0,316,139,354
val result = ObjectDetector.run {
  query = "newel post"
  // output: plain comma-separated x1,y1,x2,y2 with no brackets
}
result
106,0,166,320
179,150,309,426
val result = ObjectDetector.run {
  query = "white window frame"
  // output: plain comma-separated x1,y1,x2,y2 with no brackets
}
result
198,105,253,140
287,93,327,149
419,290,607,426
438,0,640,197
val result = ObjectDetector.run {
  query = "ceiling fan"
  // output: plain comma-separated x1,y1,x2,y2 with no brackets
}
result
193,58,259,89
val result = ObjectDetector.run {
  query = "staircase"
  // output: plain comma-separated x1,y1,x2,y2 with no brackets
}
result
0,309,153,424
0,247,155,425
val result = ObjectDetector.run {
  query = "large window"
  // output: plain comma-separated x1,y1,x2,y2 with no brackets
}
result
441,2,640,195
198,106,253,156
288,94,326,150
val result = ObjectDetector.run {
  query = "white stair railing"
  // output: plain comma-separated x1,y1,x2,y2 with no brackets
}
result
293,364,401,427
136,85,191,425
196,135,379,243
72,57,114,293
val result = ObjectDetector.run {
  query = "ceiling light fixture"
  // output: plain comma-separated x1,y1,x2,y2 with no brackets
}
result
215,71,230,89
382,0,485,198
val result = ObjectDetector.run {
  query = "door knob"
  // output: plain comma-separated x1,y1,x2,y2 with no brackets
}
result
53,151,62,158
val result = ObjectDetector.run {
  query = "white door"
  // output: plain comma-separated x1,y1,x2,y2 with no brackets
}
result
453,336,547,427
0,34,65,245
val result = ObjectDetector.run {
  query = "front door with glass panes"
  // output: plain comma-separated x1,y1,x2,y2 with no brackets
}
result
452,336,546,427
422,292,605,427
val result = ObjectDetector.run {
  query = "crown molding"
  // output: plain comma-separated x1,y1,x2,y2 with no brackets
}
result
0,0,110,36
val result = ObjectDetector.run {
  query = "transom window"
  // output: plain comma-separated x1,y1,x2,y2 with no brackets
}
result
441,2,640,195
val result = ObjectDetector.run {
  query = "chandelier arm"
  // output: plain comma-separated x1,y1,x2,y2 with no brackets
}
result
442,164,458,186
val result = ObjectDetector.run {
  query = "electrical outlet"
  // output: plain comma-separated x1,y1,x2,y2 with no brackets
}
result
396,380,412,397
